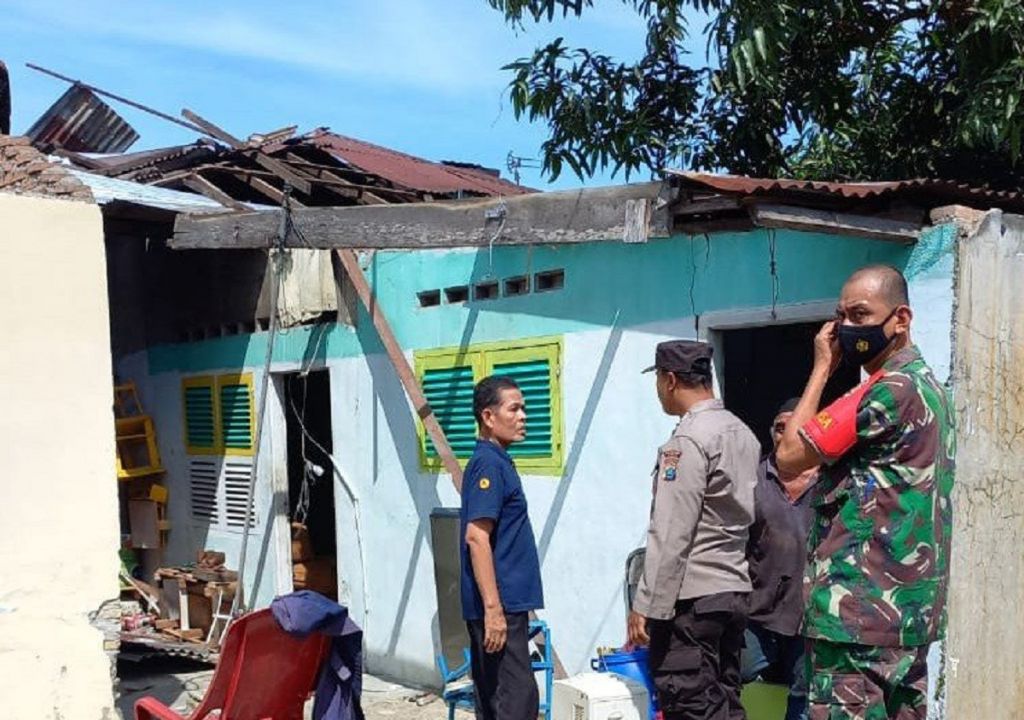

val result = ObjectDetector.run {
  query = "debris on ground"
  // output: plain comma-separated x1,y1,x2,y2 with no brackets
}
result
114,658,471,720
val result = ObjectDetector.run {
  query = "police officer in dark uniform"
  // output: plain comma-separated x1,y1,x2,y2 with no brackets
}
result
628,340,761,720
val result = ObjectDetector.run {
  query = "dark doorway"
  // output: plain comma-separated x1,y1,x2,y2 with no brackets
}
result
720,322,861,453
283,369,338,599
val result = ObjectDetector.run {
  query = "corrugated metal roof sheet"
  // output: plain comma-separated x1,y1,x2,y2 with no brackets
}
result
300,130,534,197
26,85,139,153
67,168,269,214
667,170,1024,210
86,142,215,175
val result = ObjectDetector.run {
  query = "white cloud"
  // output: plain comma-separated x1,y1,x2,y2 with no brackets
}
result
0,0,555,94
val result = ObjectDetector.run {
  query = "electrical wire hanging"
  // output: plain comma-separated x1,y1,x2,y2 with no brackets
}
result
232,186,292,616
688,235,700,333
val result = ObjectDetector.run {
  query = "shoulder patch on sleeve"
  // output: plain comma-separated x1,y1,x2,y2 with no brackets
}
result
658,440,683,481
478,477,491,490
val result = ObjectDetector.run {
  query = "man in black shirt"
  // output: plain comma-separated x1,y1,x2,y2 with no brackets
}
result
742,399,818,720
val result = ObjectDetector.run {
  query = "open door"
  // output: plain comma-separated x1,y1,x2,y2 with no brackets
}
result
283,370,338,600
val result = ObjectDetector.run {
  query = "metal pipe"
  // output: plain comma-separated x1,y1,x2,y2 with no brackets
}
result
25,63,207,136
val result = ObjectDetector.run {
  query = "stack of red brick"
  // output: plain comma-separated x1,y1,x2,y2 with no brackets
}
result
291,522,337,599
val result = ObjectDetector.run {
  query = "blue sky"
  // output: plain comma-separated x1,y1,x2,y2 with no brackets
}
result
1,0,707,190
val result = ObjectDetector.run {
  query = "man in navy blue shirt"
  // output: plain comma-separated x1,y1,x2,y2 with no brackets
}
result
460,375,544,720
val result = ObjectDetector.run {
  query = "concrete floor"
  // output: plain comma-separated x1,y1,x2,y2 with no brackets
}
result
115,656,473,720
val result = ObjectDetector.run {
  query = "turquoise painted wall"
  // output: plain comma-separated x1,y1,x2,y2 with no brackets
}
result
149,227,918,374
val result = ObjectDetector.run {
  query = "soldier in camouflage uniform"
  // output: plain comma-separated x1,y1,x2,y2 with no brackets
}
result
774,265,955,720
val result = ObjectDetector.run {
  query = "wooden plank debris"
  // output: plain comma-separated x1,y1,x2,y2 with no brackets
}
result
182,109,314,195
749,203,920,243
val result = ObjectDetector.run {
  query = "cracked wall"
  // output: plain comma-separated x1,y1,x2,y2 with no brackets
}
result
947,210,1024,719
0,193,120,719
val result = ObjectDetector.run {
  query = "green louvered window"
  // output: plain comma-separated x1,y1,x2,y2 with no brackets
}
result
182,373,255,456
415,337,563,475
183,378,217,454
422,366,478,459
219,378,254,454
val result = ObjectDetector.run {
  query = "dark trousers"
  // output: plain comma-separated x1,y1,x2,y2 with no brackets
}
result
741,622,808,720
467,611,538,720
647,592,749,720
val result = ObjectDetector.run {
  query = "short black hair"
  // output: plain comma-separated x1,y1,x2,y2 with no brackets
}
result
848,264,909,307
473,375,520,426
670,371,713,390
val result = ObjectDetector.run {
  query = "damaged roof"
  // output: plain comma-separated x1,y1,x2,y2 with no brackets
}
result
668,170,1024,213
67,168,270,215
26,84,139,154
292,129,532,197
59,126,530,209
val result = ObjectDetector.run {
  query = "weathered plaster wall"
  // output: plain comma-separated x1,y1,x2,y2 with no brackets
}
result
137,226,957,689
947,210,1024,719
0,193,119,719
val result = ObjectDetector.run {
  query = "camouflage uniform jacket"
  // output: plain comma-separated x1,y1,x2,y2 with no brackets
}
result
799,345,955,647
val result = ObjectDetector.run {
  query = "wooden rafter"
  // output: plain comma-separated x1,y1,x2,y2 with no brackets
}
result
182,109,313,195
180,173,249,212
284,152,391,205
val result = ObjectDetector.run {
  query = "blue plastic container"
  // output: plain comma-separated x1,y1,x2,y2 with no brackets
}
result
591,648,659,720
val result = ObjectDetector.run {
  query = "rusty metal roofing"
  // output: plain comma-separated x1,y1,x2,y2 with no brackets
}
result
26,84,139,154
667,170,1024,210
300,130,533,197
86,141,214,172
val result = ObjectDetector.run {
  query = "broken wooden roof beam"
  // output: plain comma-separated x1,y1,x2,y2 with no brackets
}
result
181,109,313,196
171,182,672,249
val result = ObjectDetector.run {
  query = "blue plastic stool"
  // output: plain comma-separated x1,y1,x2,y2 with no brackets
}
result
437,648,476,720
529,620,554,720
435,620,555,720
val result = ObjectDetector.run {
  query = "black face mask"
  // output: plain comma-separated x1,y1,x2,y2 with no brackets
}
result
837,308,899,366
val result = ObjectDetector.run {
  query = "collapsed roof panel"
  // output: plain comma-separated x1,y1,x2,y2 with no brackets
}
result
26,84,139,154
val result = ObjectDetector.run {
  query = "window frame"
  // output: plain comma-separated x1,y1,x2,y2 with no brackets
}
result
414,336,564,476
181,372,255,456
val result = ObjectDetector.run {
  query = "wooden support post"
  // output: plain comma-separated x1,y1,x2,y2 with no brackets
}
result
333,249,464,490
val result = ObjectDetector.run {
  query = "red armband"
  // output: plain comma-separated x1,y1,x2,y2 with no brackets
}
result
802,370,885,460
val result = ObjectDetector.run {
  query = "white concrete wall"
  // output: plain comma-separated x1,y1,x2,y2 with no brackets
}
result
947,210,1024,719
0,193,119,719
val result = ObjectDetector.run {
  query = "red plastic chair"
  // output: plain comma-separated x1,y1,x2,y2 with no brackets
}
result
135,608,330,720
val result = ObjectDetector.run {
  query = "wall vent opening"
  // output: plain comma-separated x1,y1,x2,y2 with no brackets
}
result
418,289,441,308
504,276,529,296
473,281,499,301
534,269,565,293
444,285,470,304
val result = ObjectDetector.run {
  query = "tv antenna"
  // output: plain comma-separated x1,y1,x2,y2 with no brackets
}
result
506,151,540,185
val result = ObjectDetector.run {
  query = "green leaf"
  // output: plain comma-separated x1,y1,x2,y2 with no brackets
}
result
753,27,768,61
